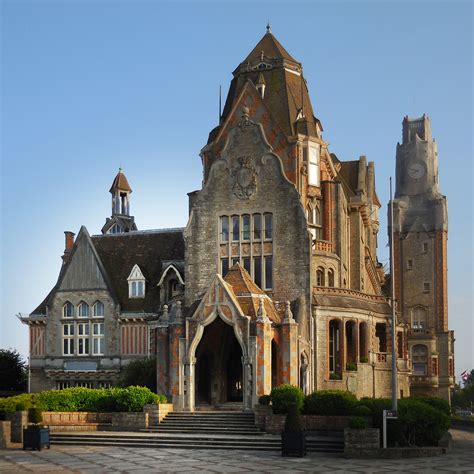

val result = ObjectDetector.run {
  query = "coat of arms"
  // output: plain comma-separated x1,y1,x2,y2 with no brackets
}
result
232,156,257,200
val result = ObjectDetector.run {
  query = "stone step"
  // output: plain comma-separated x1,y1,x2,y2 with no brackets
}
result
144,428,264,435
159,421,257,427
50,433,343,453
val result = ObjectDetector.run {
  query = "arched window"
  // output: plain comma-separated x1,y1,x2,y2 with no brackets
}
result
359,322,368,361
78,302,90,317
328,320,341,375
412,306,426,332
327,269,335,287
63,302,74,318
412,345,428,375
93,301,104,317
316,268,325,286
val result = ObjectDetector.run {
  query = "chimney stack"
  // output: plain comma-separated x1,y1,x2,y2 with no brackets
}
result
62,231,75,263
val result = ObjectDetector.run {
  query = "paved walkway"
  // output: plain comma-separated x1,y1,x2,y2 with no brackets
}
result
0,429,473,473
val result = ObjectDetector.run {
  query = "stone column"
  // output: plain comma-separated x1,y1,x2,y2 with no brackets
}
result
156,305,170,398
184,356,196,412
169,302,185,409
280,302,298,385
255,299,272,397
242,355,253,411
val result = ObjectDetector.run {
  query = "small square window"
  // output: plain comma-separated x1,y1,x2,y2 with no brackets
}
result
407,259,413,270
423,282,430,293
422,242,428,253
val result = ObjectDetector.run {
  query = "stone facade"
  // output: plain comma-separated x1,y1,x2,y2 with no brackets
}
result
21,29,452,407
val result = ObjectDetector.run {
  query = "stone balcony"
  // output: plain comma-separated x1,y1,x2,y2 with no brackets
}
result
312,239,333,253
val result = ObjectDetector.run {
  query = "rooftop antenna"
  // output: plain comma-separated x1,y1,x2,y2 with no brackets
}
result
219,85,222,125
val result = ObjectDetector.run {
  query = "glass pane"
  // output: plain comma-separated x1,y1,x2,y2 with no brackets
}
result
232,258,239,266
264,256,273,290
94,301,104,316
253,214,261,240
63,340,68,354
221,216,229,243
63,325,68,336
242,215,250,240
221,258,229,276
232,216,240,241
132,281,137,296
85,339,89,353
79,339,83,353
254,257,262,288
243,257,251,274
99,338,104,354
93,339,98,354
85,323,89,335
264,214,272,239
138,281,144,295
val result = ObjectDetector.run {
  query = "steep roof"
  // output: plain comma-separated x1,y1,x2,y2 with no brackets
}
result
243,32,298,64
109,168,132,193
223,263,282,323
91,229,184,313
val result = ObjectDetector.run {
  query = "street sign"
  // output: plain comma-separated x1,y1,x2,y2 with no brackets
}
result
386,410,398,419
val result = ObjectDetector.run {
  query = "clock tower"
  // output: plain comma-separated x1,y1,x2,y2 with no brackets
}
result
392,115,454,401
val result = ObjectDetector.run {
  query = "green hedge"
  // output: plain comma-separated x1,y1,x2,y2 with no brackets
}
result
0,387,166,413
270,385,304,414
304,390,358,415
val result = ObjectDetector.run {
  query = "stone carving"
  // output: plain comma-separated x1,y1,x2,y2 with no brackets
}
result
232,156,257,200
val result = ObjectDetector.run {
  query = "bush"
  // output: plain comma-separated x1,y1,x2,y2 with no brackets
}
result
28,407,43,425
410,396,450,416
304,390,358,416
360,356,369,363
329,373,342,380
349,416,368,429
284,404,303,432
346,362,357,371
391,398,450,446
258,395,271,406
0,387,167,413
270,385,304,414
352,405,372,417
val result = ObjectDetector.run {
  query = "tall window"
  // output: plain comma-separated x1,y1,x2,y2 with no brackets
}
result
219,213,273,290
308,144,320,187
412,306,426,332
62,300,105,356
316,268,325,286
77,323,90,355
63,302,74,318
327,269,335,287
63,324,74,355
93,301,104,317
92,323,104,355
307,203,323,240
329,320,340,374
412,345,428,375
131,281,145,297
78,302,90,317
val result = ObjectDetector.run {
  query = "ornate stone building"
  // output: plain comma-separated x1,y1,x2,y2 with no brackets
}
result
21,29,452,405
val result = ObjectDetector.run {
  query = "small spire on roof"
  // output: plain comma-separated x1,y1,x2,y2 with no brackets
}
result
266,22,272,34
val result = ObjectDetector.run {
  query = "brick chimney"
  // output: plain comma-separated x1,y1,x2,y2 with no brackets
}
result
62,231,75,263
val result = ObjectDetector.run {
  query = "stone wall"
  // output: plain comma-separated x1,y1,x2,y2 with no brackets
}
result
344,428,380,452
111,412,148,431
143,403,173,425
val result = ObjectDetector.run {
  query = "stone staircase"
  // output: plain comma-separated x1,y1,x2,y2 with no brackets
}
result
50,411,344,453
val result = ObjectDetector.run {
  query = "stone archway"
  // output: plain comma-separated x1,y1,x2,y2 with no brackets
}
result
194,317,243,407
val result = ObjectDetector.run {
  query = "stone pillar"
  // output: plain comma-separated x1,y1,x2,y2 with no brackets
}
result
0,421,11,449
156,306,170,398
184,356,196,412
280,302,298,385
242,355,253,411
169,302,185,409
255,299,272,397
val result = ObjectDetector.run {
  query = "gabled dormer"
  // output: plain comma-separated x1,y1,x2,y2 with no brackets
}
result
127,264,145,298
102,168,138,234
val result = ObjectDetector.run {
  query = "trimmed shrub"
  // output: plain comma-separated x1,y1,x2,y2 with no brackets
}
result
0,387,166,413
304,390,358,416
258,395,271,406
329,373,342,380
349,416,368,429
270,385,304,414
28,407,43,425
346,362,357,371
352,405,372,417
284,403,303,432
360,356,369,363
358,397,391,441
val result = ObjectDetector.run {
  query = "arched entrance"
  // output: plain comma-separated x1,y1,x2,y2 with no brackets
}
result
194,317,243,407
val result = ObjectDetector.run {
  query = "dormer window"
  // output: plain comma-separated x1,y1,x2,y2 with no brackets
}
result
109,224,124,234
127,264,146,299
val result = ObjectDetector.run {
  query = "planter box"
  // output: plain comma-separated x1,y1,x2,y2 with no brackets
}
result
281,431,306,457
23,427,50,451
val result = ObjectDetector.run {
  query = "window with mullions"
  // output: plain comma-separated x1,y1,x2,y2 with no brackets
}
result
219,213,273,290
78,302,90,317
92,323,104,355
63,324,74,355
77,323,90,355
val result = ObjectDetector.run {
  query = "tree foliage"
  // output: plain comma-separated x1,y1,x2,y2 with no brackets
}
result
118,357,157,392
0,349,27,392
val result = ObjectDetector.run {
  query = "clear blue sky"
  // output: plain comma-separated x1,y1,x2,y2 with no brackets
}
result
1,1,472,380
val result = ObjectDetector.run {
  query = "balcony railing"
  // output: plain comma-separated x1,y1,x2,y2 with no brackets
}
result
313,240,333,253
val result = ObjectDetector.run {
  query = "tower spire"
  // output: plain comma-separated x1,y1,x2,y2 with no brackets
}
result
266,22,271,34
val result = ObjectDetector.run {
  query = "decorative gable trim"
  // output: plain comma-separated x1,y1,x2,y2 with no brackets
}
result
157,264,185,286
127,264,145,281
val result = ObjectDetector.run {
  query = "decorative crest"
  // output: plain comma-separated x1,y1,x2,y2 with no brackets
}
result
232,156,258,200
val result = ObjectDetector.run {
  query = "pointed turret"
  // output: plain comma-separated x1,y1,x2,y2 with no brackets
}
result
101,168,138,234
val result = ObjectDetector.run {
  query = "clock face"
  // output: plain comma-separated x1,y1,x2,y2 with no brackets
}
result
407,162,426,179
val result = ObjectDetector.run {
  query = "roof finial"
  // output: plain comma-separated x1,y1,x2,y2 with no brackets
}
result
266,22,271,34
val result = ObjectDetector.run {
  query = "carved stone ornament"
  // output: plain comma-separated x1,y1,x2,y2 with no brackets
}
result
232,156,258,200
